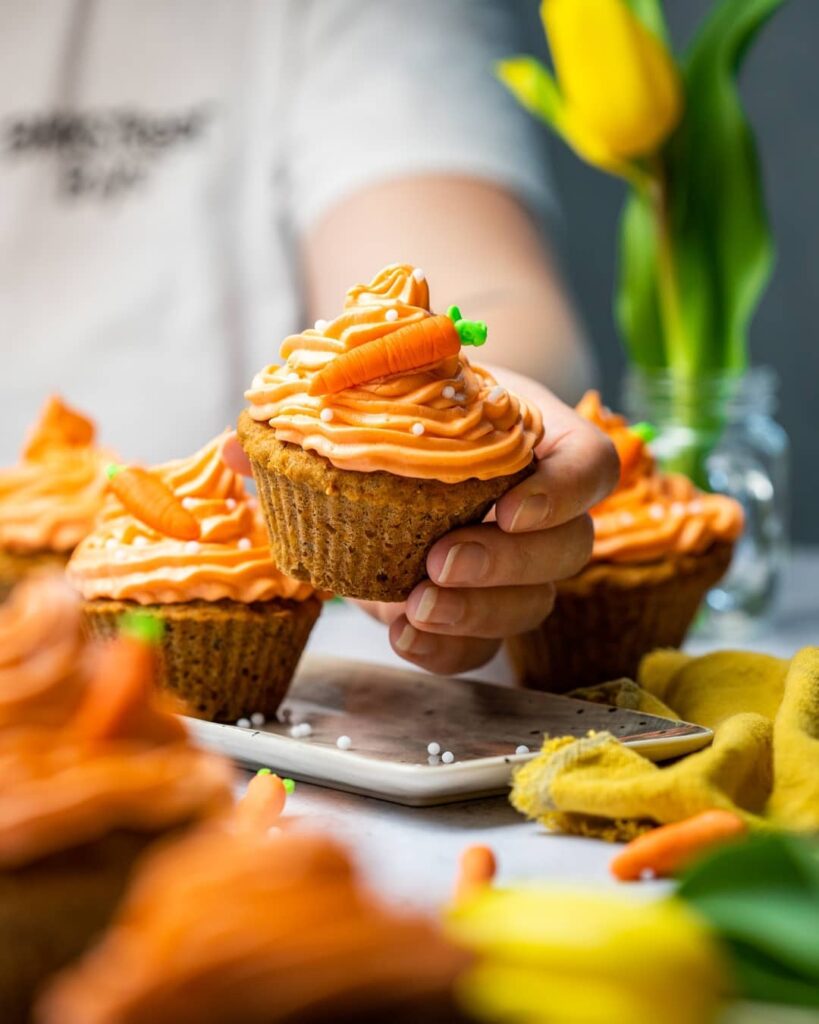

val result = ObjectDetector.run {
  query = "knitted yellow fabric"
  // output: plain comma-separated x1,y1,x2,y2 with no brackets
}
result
512,647,819,840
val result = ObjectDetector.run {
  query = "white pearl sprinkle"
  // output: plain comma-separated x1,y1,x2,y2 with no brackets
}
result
314,319,329,333
289,722,312,739
184,540,200,555
238,537,252,551
442,385,455,400
619,512,635,527
133,536,148,548
441,750,455,764
320,408,334,423
412,267,425,282
689,500,704,514
487,386,506,404
114,548,127,562
181,497,196,510
385,308,398,322
236,718,251,729
454,393,466,402
640,868,657,881
515,744,530,756
428,754,441,766
226,498,237,510
247,497,258,509
427,741,441,756
649,503,665,520
250,712,266,727
411,422,425,436
336,735,352,751
671,502,686,517
105,538,118,550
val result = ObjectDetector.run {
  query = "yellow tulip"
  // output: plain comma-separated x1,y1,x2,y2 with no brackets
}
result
498,0,683,178
447,887,728,1024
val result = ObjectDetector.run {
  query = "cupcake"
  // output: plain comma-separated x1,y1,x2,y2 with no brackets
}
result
239,263,542,601
38,790,470,1024
506,392,743,691
0,396,112,598
0,576,233,1022
67,432,322,722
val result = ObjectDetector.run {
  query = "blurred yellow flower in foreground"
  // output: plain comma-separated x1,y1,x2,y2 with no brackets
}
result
498,0,682,177
447,887,727,1024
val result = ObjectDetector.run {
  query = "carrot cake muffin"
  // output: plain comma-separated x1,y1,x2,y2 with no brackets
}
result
239,263,542,601
507,392,744,690
67,432,322,722
0,396,111,598
0,577,232,1022
38,798,469,1023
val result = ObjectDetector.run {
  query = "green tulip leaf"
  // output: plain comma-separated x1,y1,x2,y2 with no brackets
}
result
677,833,819,1008
622,0,671,43
616,0,787,375
495,57,564,133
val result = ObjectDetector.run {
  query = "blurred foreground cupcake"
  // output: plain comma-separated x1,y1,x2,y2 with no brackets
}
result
0,575,232,1022
239,263,542,600
39,778,469,1024
67,433,322,721
507,392,743,691
0,396,111,598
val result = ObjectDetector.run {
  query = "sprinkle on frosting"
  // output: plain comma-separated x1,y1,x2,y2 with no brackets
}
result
578,392,744,563
67,433,317,605
0,396,113,554
245,264,542,483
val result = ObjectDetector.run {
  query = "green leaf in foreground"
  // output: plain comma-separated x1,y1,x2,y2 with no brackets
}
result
677,833,819,1008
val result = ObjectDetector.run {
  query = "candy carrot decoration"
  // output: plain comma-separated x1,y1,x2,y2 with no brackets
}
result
234,769,288,833
107,464,200,541
309,307,488,397
610,809,748,881
71,612,186,744
453,844,497,903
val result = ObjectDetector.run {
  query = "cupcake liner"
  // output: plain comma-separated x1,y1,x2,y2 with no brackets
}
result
0,831,153,1024
0,549,71,602
239,411,532,602
506,541,734,692
83,597,321,722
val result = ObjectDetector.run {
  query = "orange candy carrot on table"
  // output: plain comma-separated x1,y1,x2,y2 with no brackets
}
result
610,809,748,882
234,769,290,833
309,306,487,397
107,464,200,541
453,843,497,903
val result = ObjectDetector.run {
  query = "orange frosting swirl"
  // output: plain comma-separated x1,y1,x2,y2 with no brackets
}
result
0,396,112,553
0,623,233,870
245,263,543,484
67,433,316,605
0,574,90,729
579,392,744,563
38,828,468,1024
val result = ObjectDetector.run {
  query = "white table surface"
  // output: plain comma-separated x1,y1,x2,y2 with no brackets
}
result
244,548,819,910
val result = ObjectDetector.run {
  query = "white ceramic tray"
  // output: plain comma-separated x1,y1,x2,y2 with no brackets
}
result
187,656,712,806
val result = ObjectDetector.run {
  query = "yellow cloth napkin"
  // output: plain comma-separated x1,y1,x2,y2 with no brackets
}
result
511,646,819,840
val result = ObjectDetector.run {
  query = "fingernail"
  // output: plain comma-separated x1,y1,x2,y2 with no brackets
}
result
395,623,438,656
414,586,465,626
509,494,551,532
437,542,490,585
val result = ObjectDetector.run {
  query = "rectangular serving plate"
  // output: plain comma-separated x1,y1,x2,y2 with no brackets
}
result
187,656,711,806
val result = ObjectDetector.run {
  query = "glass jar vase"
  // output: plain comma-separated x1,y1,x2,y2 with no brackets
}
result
624,367,789,636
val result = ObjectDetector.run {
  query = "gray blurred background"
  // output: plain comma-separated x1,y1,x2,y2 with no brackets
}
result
523,0,817,542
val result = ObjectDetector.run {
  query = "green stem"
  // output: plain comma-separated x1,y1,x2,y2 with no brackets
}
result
649,157,692,376
644,157,717,489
